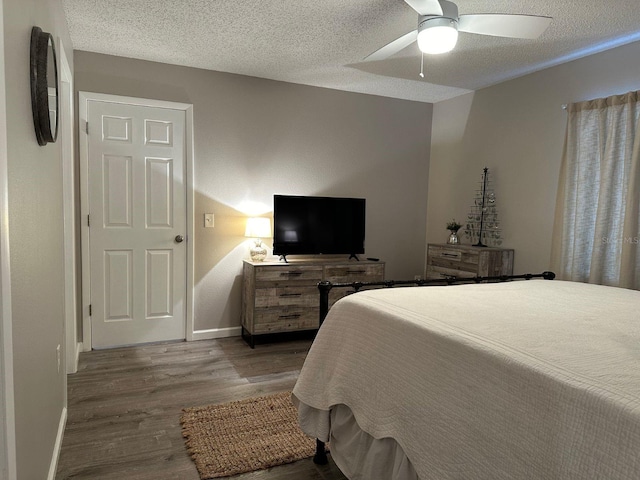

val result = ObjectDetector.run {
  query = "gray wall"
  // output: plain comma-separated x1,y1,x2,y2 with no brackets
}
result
428,40,640,275
74,52,433,333
3,0,73,477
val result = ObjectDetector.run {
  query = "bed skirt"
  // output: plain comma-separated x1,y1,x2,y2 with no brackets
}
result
293,394,419,480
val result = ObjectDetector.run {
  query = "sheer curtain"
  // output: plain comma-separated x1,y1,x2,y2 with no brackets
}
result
551,91,640,290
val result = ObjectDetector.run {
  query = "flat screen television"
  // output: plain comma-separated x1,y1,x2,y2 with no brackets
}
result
273,195,366,258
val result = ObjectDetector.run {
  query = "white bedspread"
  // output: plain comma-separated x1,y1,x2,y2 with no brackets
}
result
292,280,640,479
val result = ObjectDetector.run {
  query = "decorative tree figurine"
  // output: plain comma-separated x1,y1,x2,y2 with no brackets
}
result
464,167,503,247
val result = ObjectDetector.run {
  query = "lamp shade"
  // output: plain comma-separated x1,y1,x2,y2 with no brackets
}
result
245,217,271,238
417,19,458,54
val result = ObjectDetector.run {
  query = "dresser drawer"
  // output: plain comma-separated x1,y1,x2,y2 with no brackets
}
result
254,286,319,308
254,265,322,286
428,257,480,275
325,264,385,283
426,265,477,280
325,264,384,307
428,245,479,264
427,245,480,276
253,307,318,334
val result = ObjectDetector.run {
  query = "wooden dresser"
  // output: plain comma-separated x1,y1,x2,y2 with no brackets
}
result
426,244,514,280
242,259,384,347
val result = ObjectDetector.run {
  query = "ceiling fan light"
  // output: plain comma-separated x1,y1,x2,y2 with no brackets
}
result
417,22,458,54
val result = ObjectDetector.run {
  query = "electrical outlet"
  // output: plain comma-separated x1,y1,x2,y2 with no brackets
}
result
56,344,61,373
204,213,214,228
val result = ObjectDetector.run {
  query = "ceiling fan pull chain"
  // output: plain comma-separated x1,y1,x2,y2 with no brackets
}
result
419,51,425,78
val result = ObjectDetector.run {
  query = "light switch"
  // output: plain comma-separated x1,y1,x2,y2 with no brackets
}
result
204,213,214,228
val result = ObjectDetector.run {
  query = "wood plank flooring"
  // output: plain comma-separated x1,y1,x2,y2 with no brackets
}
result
56,338,347,480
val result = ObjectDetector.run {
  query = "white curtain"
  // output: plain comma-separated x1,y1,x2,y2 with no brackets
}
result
551,91,640,290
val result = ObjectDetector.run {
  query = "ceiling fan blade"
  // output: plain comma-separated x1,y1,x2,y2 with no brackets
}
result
364,30,418,61
458,14,552,39
403,0,443,16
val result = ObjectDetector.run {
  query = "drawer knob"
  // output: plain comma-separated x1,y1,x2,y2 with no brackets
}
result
279,293,302,297
278,313,301,320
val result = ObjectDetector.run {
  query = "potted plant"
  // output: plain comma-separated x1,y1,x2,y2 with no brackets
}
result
446,219,462,244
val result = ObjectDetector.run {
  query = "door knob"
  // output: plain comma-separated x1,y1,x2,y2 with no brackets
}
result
175,235,184,243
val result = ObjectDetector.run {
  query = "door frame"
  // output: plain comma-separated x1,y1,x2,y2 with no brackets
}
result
79,92,195,350
0,1,17,477
58,41,78,374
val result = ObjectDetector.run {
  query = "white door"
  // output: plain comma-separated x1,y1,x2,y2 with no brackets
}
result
88,100,187,348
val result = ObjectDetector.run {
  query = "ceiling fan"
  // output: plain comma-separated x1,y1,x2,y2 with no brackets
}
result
365,0,552,61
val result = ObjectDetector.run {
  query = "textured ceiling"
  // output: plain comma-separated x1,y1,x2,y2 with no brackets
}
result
63,0,640,103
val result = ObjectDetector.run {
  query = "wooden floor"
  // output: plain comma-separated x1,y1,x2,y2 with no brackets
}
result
56,337,347,480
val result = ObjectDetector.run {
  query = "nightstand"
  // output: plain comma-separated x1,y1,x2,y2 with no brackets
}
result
426,244,514,279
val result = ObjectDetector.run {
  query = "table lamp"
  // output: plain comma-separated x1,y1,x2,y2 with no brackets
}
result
245,217,271,262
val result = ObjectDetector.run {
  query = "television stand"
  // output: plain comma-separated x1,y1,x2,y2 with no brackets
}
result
349,254,360,261
279,255,289,263
241,258,385,347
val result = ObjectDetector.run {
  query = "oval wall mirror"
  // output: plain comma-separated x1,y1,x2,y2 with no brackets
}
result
30,26,59,146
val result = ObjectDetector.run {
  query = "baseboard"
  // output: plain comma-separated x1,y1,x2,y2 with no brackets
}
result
47,406,67,480
66,342,82,374
191,326,242,341
76,342,83,367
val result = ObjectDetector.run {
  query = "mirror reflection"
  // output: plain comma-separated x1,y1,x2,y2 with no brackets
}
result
47,37,57,137
30,26,59,146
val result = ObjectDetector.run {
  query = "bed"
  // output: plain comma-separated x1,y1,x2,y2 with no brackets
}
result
292,278,640,480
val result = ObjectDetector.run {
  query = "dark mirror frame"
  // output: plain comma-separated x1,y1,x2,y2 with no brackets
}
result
30,26,59,146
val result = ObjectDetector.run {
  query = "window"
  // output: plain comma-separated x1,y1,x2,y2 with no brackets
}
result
551,91,640,290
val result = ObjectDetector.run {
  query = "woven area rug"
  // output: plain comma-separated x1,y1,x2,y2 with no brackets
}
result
180,391,319,479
